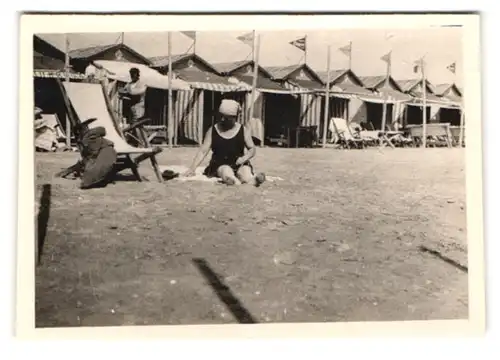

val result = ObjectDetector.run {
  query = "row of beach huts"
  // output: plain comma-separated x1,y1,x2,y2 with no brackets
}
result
33,35,464,149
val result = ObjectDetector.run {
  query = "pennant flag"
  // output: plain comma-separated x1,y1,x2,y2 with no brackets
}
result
413,58,424,73
385,32,395,40
237,32,254,47
380,51,391,64
289,37,306,52
446,62,456,74
338,43,351,57
181,31,197,41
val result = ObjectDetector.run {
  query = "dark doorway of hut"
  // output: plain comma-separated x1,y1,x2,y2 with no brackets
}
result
439,108,461,126
34,78,72,138
144,88,171,145
202,91,247,139
405,105,431,126
263,93,301,147
366,102,393,130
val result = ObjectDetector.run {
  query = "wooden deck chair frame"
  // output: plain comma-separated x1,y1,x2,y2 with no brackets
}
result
54,79,164,183
330,118,366,149
406,123,453,148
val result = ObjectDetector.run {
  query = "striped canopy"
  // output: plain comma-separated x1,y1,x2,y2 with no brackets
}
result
176,68,251,93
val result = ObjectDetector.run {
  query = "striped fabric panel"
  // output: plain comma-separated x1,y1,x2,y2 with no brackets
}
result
299,93,322,128
175,89,202,144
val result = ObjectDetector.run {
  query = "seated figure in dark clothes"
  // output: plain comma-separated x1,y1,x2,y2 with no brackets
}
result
183,99,266,186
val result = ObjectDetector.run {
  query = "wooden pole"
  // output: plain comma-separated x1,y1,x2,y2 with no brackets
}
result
304,35,308,65
193,31,196,55
348,41,352,70
64,34,71,148
458,108,465,146
422,58,427,148
248,31,261,144
380,52,391,133
167,32,173,148
322,45,331,148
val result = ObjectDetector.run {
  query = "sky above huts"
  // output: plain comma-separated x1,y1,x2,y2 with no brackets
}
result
37,27,462,86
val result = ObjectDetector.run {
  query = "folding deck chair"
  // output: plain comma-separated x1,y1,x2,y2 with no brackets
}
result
406,123,453,148
329,117,366,149
55,80,164,183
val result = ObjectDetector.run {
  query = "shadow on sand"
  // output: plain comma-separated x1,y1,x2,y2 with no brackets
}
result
192,258,258,324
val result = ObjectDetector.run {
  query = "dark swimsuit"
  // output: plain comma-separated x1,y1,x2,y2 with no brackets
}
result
203,124,253,178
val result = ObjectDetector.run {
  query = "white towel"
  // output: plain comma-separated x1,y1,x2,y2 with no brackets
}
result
158,165,283,183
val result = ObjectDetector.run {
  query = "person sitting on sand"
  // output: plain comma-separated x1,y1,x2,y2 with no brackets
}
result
183,99,266,186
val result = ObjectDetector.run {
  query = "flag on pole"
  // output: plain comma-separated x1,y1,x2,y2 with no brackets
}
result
380,51,392,65
237,32,254,47
413,58,424,73
446,62,456,74
289,36,307,52
338,43,351,57
181,31,197,41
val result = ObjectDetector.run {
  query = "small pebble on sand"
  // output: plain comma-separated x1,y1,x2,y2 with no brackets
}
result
170,280,177,285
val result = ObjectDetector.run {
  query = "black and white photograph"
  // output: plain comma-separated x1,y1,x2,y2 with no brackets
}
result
17,13,483,336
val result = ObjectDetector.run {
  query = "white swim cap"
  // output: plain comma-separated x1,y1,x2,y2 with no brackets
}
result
219,99,240,117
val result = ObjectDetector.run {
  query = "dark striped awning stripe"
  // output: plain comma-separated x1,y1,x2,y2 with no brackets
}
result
33,70,87,80
187,81,251,92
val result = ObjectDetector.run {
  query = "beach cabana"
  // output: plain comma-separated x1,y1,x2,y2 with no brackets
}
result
151,54,251,145
264,64,324,145
433,83,463,126
396,78,446,126
360,75,412,130
213,60,297,145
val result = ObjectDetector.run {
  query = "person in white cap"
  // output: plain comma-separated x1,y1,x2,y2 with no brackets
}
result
184,99,266,186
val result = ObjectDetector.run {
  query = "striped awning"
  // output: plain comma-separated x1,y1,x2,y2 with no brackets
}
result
176,68,251,93
34,70,87,80
408,98,462,109
187,81,251,92
282,81,321,94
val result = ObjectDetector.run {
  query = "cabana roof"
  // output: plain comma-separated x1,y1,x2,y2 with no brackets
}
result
149,53,219,74
433,83,462,97
360,75,387,89
69,43,152,65
264,64,302,80
211,60,274,78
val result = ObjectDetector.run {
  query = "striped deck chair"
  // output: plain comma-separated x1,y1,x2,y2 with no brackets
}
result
55,80,164,182
329,117,366,149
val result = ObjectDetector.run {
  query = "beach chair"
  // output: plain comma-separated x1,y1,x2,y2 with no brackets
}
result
329,117,366,149
55,80,164,183
382,124,413,148
406,123,453,148
449,126,465,147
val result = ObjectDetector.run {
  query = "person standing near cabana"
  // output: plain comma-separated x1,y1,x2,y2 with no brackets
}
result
118,67,147,125
184,99,266,187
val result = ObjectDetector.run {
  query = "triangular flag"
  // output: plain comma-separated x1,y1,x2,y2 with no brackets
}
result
237,32,254,47
338,43,351,57
380,51,391,64
413,58,424,73
446,62,456,74
289,37,306,52
181,31,197,41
